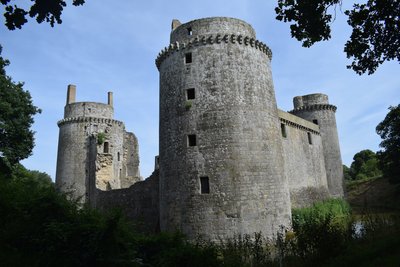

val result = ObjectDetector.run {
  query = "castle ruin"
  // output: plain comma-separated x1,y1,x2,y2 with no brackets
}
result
56,17,344,241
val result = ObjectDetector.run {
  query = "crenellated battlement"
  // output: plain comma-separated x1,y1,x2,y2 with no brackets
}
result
57,116,124,127
155,34,272,69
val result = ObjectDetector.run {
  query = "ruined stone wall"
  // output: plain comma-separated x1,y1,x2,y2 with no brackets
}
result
278,110,329,208
157,17,291,241
56,88,141,202
121,131,141,188
95,170,160,233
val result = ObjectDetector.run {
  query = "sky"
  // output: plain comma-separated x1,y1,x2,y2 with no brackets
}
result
1,0,399,180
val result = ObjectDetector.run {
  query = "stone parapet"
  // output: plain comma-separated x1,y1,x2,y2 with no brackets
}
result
155,34,272,69
278,110,320,135
57,116,124,127
290,104,337,113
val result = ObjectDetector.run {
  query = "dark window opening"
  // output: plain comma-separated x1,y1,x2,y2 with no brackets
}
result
186,88,195,100
104,142,109,153
185,53,192,64
281,123,287,138
188,134,197,146
200,176,210,194
117,152,120,161
187,27,193,35
307,132,313,145
313,119,318,125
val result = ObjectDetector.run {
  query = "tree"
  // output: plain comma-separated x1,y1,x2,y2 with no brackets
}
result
343,165,352,181
376,105,400,184
349,149,382,180
0,45,41,172
275,0,400,75
2,0,85,30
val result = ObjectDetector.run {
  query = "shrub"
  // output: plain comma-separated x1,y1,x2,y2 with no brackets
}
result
97,132,106,145
291,198,352,264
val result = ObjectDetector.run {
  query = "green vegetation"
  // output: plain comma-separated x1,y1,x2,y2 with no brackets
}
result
185,100,192,111
275,0,400,75
376,104,400,184
0,46,41,173
97,132,106,145
2,0,85,30
344,149,382,181
1,169,400,267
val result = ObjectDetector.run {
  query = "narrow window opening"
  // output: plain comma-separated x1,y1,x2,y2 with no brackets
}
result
119,169,122,178
117,152,120,161
200,176,210,194
313,119,318,125
307,132,313,145
187,134,197,147
185,53,192,64
186,88,195,100
103,142,109,153
187,27,193,36
281,123,287,138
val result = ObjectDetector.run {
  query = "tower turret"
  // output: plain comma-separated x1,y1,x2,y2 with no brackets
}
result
290,93,344,197
156,17,291,240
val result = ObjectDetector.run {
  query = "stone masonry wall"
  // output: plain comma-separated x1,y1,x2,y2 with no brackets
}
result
95,170,160,233
278,110,329,208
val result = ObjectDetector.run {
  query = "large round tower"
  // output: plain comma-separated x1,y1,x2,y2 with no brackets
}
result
290,94,344,197
156,17,291,240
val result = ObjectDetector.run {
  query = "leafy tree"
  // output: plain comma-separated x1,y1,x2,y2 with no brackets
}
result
2,0,85,30
275,0,400,75
376,105,400,184
343,165,352,181
0,46,40,172
349,149,382,180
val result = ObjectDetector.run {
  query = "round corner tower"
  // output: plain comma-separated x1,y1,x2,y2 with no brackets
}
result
156,17,291,240
55,85,129,202
291,93,344,197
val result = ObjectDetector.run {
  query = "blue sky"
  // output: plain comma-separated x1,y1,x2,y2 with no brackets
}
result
1,0,399,179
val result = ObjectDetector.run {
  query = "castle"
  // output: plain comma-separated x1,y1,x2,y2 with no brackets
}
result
56,17,344,241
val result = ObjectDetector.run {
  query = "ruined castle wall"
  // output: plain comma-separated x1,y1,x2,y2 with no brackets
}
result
95,170,160,233
278,110,329,208
56,89,141,201
157,17,291,240
120,131,141,188
94,120,125,191
64,102,114,119
56,120,90,201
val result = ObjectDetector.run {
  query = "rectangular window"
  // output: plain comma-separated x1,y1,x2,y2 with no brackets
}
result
186,88,195,100
185,53,192,64
200,176,210,194
313,119,318,125
187,134,197,146
187,27,193,36
281,123,287,138
307,132,313,145
117,152,120,161
104,142,109,153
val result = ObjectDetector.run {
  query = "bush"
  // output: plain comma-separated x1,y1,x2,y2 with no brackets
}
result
291,198,352,264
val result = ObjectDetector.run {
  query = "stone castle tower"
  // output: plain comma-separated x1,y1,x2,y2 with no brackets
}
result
55,17,344,241
156,17,291,240
290,94,344,197
55,85,140,202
